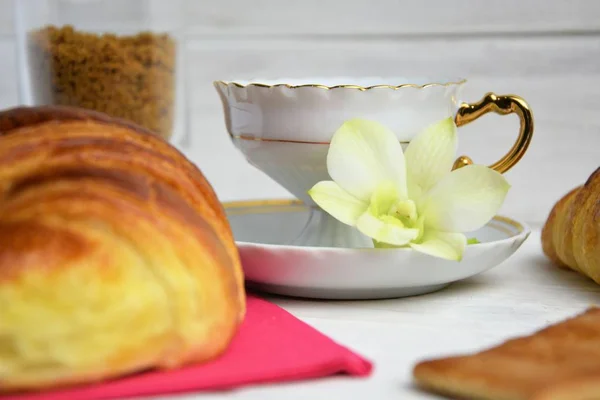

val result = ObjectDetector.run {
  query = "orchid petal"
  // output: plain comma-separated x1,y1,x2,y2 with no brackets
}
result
308,181,368,226
410,230,467,261
327,119,408,201
404,117,457,202
421,164,511,232
356,210,419,246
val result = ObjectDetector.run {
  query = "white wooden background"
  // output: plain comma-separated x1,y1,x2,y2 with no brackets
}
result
0,0,599,227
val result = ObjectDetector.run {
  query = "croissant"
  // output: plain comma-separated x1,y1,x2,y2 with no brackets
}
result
541,167,600,284
0,106,246,392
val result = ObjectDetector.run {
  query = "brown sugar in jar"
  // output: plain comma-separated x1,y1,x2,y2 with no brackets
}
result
27,25,176,140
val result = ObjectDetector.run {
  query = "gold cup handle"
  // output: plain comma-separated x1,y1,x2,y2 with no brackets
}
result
452,93,534,173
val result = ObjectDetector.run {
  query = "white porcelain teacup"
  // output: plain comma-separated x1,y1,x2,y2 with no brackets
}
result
214,77,533,248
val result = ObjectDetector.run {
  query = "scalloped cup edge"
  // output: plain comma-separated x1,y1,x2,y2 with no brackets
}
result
213,78,468,91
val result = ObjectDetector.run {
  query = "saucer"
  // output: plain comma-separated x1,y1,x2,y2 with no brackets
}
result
224,199,531,300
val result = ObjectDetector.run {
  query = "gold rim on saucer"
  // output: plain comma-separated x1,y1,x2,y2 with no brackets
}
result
222,198,525,236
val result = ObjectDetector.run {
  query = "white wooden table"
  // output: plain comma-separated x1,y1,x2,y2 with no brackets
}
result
149,227,600,400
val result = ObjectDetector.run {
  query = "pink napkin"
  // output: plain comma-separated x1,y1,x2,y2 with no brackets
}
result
4,295,373,400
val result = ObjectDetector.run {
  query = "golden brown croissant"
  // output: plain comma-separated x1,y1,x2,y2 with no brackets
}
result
542,167,600,284
0,106,245,392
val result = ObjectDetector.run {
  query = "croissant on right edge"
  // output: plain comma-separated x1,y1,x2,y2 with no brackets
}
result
541,167,600,284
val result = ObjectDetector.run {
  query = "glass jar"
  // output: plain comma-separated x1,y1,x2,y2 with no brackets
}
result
13,0,187,144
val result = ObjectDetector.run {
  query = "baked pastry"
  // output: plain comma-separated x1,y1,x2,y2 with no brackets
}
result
413,307,600,400
0,106,245,392
541,167,600,284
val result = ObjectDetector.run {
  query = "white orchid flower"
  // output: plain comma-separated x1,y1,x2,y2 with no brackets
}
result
307,118,510,261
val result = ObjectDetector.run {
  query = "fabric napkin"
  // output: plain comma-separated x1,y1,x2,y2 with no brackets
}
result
5,295,373,400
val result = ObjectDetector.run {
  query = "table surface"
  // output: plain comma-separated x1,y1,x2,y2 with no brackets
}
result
152,227,600,400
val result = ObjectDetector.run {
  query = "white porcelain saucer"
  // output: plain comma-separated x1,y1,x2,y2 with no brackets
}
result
224,199,531,300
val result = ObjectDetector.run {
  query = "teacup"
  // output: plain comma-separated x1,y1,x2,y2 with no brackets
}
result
214,78,534,248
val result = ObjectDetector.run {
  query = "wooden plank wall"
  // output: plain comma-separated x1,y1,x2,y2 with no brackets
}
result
0,0,599,226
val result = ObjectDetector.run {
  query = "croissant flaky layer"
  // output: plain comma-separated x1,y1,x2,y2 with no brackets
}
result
0,106,246,392
542,167,600,284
